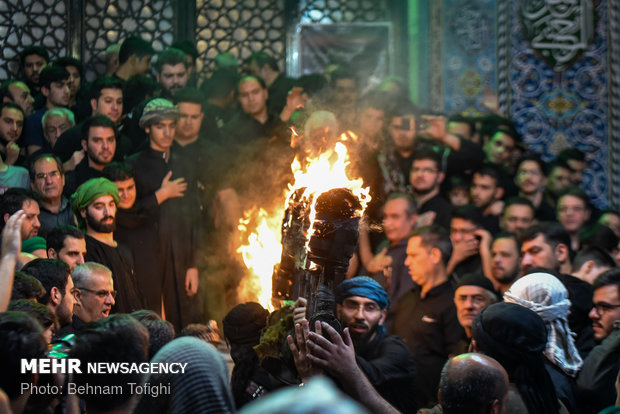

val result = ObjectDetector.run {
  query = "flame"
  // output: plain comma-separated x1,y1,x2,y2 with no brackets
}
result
236,208,283,311
236,134,370,309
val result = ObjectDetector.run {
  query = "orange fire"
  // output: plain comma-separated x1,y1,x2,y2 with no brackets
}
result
236,135,370,310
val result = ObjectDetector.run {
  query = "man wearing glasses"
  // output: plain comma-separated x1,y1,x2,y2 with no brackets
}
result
71,177,142,314
29,153,74,237
409,149,452,230
71,262,116,324
578,268,620,413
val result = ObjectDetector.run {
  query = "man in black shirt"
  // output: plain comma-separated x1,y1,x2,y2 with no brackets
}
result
63,114,117,197
391,225,465,408
71,177,142,314
292,276,417,413
129,98,200,331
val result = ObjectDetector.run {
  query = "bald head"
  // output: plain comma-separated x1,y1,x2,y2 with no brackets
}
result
440,353,509,414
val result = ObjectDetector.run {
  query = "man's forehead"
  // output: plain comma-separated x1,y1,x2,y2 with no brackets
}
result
162,63,186,73
99,88,122,98
25,54,46,62
343,295,379,305
493,237,517,251
63,235,86,249
239,79,262,92
22,199,39,212
2,108,23,120
506,204,533,217
455,285,487,296
9,82,29,93
45,115,69,125
34,157,60,171
90,194,116,204
522,234,549,250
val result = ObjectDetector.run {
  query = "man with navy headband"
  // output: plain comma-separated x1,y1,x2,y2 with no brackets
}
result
300,276,417,412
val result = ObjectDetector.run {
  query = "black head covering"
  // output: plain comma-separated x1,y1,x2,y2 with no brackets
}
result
222,302,268,346
472,302,559,414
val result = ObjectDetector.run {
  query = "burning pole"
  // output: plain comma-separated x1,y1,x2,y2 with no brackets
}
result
272,186,364,330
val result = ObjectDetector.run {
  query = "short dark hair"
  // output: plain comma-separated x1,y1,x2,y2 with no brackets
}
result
103,162,134,182
118,36,155,65
81,114,117,140
45,225,84,253
504,196,534,211
237,75,266,92
411,225,453,266
0,188,39,227
89,76,124,101
8,299,57,330
201,69,239,99
493,231,521,252
490,127,521,146
20,45,50,66
0,312,47,399
171,40,199,60
412,147,443,172
70,314,149,412
28,153,64,181
520,222,574,261
593,267,620,296
451,204,484,228
580,223,619,254
0,101,24,118
474,163,502,187
572,246,616,273
39,66,69,89
131,310,175,359
558,148,586,163
447,114,476,137
53,56,83,77
516,152,545,175
557,187,591,211
385,192,417,217
247,51,279,71
390,99,419,119
154,48,188,72
173,87,205,105
11,271,46,301
21,259,71,306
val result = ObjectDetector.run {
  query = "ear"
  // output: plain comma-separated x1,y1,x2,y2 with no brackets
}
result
430,247,443,265
50,286,61,306
471,338,480,352
494,187,504,201
155,72,161,83
47,248,57,259
2,96,10,103
555,243,569,263
80,208,87,220
90,98,98,113
336,303,342,320
437,171,446,185
3,213,9,224
41,86,49,98
81,139,87,152
378,309,387,326
489,399,502,414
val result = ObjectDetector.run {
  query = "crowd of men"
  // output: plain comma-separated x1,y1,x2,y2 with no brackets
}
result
1,34,620,414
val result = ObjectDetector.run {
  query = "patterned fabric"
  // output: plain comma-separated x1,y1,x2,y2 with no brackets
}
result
139,98,179,128
335,275,390,310
504,272,583,377
133,337,235,414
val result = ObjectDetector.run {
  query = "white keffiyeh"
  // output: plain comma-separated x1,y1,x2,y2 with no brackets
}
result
504,272,583,377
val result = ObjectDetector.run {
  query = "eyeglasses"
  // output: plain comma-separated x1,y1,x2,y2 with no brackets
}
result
411,167,439,175
35,170,61,181
592,302,620,314
76,287,117,299
342,300,381,314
